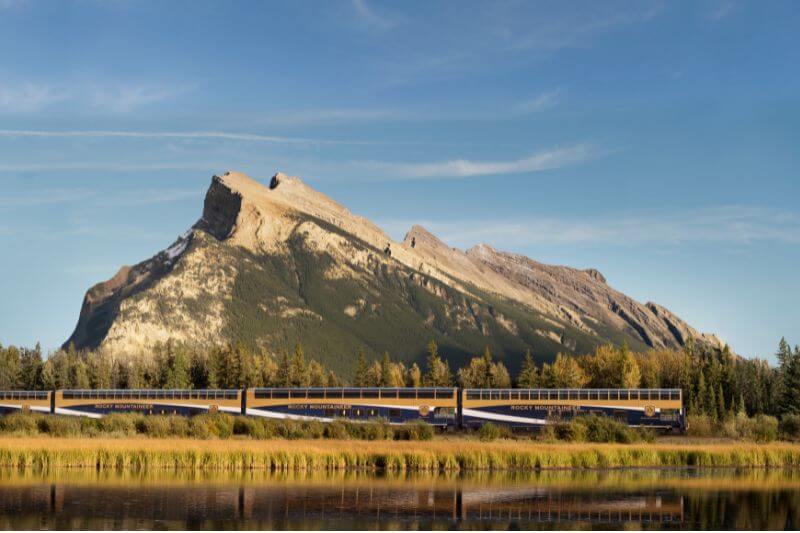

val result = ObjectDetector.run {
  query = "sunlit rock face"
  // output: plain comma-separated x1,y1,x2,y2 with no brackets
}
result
65,170,725,375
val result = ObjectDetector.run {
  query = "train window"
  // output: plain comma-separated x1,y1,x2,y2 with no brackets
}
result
272,390,289,399
399,390,417,399
671,390,680,401
307,390,325,399
466,390,480,401
383,389,399,399
417,390,436,399
289,390,306,399
641,390,651,401
609,391,619,401
578,390,588,400
342,389,361,399
362,389,380,398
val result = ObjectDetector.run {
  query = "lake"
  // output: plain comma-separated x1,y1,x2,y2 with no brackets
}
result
0,468,797,530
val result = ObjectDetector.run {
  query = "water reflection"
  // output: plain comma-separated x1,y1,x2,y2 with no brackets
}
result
0,469,797,530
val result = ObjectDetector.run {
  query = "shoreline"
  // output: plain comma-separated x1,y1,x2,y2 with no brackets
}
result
1,437,799,471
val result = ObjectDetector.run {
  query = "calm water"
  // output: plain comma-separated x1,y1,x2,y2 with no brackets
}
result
0,468,798,530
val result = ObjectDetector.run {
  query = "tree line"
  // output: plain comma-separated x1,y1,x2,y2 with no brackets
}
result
1,337,799,420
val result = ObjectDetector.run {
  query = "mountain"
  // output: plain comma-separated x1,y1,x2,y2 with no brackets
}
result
65,171,724,377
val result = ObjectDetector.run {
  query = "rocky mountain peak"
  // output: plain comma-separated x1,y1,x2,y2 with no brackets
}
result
403,225,449,251
583,268,607,284
65,169,730,363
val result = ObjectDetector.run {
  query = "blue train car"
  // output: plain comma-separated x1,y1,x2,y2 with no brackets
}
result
461,388,684,432
0,390,51,415
54,389,242,418
245,387,458,426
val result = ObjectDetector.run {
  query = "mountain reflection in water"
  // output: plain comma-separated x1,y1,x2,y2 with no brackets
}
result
0,469,797,530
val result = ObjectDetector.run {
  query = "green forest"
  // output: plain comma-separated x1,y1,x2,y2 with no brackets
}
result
1,336,799,435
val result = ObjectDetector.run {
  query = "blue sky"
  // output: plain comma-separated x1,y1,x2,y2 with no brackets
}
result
0,0,797,360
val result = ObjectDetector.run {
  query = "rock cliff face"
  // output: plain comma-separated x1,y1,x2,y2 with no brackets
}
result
65,171,725,375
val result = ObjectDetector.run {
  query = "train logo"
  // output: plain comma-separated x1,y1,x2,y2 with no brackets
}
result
644,404,657,417
419,405,431,417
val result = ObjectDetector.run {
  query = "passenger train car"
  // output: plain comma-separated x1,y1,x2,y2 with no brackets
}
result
52,389,242,418
462,388,684,431
245,387,458,426
0,387,685,432
0,390,51,415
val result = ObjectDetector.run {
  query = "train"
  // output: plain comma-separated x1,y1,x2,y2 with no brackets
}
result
0,387,685,432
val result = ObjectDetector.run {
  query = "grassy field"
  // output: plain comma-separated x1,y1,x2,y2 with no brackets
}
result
0,437,799,471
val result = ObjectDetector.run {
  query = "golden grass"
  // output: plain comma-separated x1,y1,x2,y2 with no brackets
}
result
1,464,799,493
1,437,800,471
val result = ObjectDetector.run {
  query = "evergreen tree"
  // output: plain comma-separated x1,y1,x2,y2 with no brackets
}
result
696,370,708,415
0,344,21,389
17,343,43,390
353,349,368,387
290,342,308,387
423,340,453,386
277,349,292,387
189,350,211,389
380,352,392,387
781,345,800,415
516,349,539,388
716,383,726,421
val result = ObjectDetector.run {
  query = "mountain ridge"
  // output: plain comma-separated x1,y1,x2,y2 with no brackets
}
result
64,171,725,375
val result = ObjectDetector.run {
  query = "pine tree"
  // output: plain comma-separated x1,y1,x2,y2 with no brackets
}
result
17,343,43,390
277,349,292,387
380,352,392,387
517,349,539,388
716,383,726,421
423,340,453,386
696,371,708,415
782,345,800,415
706,380,718,422
354,349,368,387
290,342,307,387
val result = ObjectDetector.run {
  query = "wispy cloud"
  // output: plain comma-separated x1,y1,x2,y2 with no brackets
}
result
378,206,800,249
0,80,191,114
0,189,95,208
89,83,194,113
507,3,663,51
0,161,220,173
515,91,560,114
707,0,738,21
0,129,387,145
0,187,202,209
259,91,560,126
364,144,595,180
99,188,203,206
0,82,70,112
352,0,400,31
